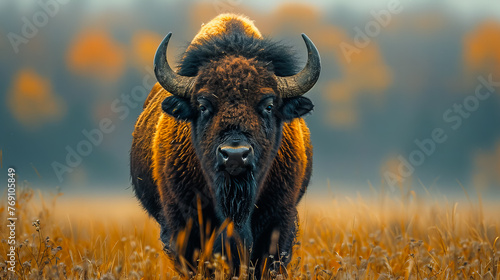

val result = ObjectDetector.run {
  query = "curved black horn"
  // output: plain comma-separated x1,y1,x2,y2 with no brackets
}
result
154,32,195,98
276,34,321,97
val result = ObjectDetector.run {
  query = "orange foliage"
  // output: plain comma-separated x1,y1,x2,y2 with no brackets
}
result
8,69,66,129
339,43,392,93
325,43,392,127
67,29,125,81
131,31,162,67
464,20,500,77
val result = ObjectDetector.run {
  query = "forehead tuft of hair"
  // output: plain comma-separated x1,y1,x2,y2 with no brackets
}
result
190,14,263,45
177,14,300,78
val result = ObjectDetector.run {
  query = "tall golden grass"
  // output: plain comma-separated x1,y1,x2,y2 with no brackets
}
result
0,183,499,279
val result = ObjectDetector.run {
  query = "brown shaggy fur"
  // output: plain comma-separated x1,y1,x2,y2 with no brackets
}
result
130,14,313,277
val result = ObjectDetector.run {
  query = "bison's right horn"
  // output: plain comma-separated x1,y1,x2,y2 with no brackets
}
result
276,34,321,98
154,32,195,98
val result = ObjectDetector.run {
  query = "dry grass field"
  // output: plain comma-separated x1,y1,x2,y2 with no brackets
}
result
0,184,499,279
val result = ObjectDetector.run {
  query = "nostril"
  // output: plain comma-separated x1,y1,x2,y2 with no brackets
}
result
220,149,229,160
242,151,249,160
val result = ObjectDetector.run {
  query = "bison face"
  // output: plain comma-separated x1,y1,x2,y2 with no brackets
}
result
161,55,313,227
153,32,320,229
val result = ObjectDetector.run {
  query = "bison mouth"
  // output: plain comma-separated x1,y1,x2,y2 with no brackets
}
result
218,162,252,177
213,171,257,227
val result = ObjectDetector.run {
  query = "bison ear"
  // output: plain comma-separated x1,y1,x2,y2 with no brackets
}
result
279,96,314,121
161,96,194,121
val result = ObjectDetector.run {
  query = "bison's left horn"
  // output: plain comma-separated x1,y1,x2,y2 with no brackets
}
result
154,32,195,98
276,34,321,97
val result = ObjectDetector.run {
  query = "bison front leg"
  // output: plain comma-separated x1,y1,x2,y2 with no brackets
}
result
212,218,253,274
159,210,202,276
250,205,299,278
212,194,255,274
160,194,219,276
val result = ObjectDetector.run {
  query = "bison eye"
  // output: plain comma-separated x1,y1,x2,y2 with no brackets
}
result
197,97,213,118
259,96,275,116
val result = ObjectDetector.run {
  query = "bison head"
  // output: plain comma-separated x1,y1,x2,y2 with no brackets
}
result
154,32,320,230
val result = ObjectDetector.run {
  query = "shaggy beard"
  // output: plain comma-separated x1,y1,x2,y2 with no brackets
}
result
214,172,257,227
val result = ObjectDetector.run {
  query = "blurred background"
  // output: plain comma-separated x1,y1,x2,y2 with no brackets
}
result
1,0,499,199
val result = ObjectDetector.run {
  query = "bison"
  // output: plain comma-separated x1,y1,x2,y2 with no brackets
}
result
130,14,321,277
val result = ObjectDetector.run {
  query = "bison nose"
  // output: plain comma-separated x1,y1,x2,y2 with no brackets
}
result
217,145,254,175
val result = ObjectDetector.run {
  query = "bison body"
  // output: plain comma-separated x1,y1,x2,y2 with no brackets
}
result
131,14,320,276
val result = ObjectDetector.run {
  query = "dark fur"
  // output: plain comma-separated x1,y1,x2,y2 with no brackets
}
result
177,20,300,77
131,18,313,278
